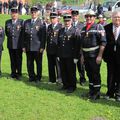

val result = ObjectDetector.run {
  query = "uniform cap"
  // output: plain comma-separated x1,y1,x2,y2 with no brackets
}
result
11,7,18,13
50,12,58,18
31,6,39,12
71,10,79,15
85,10,96,16
63,14,72,21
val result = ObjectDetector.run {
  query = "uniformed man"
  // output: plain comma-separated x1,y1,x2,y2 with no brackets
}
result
45,12,62,83
57,14,77,93
71,10,86,86
0,26,5,75
5,7,24,79
80,10,106,100
23,6,46,82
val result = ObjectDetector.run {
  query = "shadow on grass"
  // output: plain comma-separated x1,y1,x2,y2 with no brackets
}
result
23,76,120,108
2,73,120,108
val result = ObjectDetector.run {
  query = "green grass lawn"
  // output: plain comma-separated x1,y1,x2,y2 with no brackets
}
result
0,14,120,120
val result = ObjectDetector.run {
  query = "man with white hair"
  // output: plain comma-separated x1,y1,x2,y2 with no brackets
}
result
103,10,120,102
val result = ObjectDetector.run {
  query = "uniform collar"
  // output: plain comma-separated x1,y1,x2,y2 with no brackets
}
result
31,17,38,23
52,22,58,28
12,19,18,24
65,26,72,31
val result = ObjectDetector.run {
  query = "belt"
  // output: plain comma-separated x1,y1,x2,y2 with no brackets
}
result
82,46,99,52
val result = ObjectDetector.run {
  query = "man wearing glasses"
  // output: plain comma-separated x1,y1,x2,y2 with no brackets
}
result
103,10,120,102
80,10,106,100
23,6,46,83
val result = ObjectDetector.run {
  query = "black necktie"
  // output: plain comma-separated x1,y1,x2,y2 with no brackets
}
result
73,22,76,27
65,28,68,32
52,24,55,29
32,19,35,24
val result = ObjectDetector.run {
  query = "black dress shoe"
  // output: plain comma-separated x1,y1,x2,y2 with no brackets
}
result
60,86,68,90
116,96,120,102
104,95,114,100
91,94,100,100
29,78,34,82
16,74,22,80
80,78,86,86
35,79,40,83
81,92,93,99
10,74,16,78
66,88,76,93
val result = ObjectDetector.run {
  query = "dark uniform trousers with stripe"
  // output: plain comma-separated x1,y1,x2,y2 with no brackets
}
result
5,19,24,77
57,27,77,90
23,18,46,81
81,23,106,95
46,23,62,82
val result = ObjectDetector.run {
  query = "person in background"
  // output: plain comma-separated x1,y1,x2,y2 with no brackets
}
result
3,1,8,14
80,10,106,100
0,26,5,75
11,0,18,8
71,9,86,86
98,14,107,26
24,2,29,15
18,0,23,15
97,3,103,16
43,16,51,30
5,7,24,79
23,6,46,83
103,10,120,102
0,0,2,14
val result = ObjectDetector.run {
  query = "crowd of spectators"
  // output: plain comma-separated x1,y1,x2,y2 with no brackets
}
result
0,0,30,14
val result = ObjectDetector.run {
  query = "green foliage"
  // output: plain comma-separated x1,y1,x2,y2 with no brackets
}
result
0,14,120,120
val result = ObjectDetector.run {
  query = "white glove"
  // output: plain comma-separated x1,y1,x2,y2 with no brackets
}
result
57,57,60,61
74,59,78,64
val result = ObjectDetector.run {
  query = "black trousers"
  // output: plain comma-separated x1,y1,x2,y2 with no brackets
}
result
26,51,43,80
59,57,76,89
47,54,61,83
77,58,86,80
84,57,101,94
9,49,22,76
106,60,120,97
0,51,2,72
